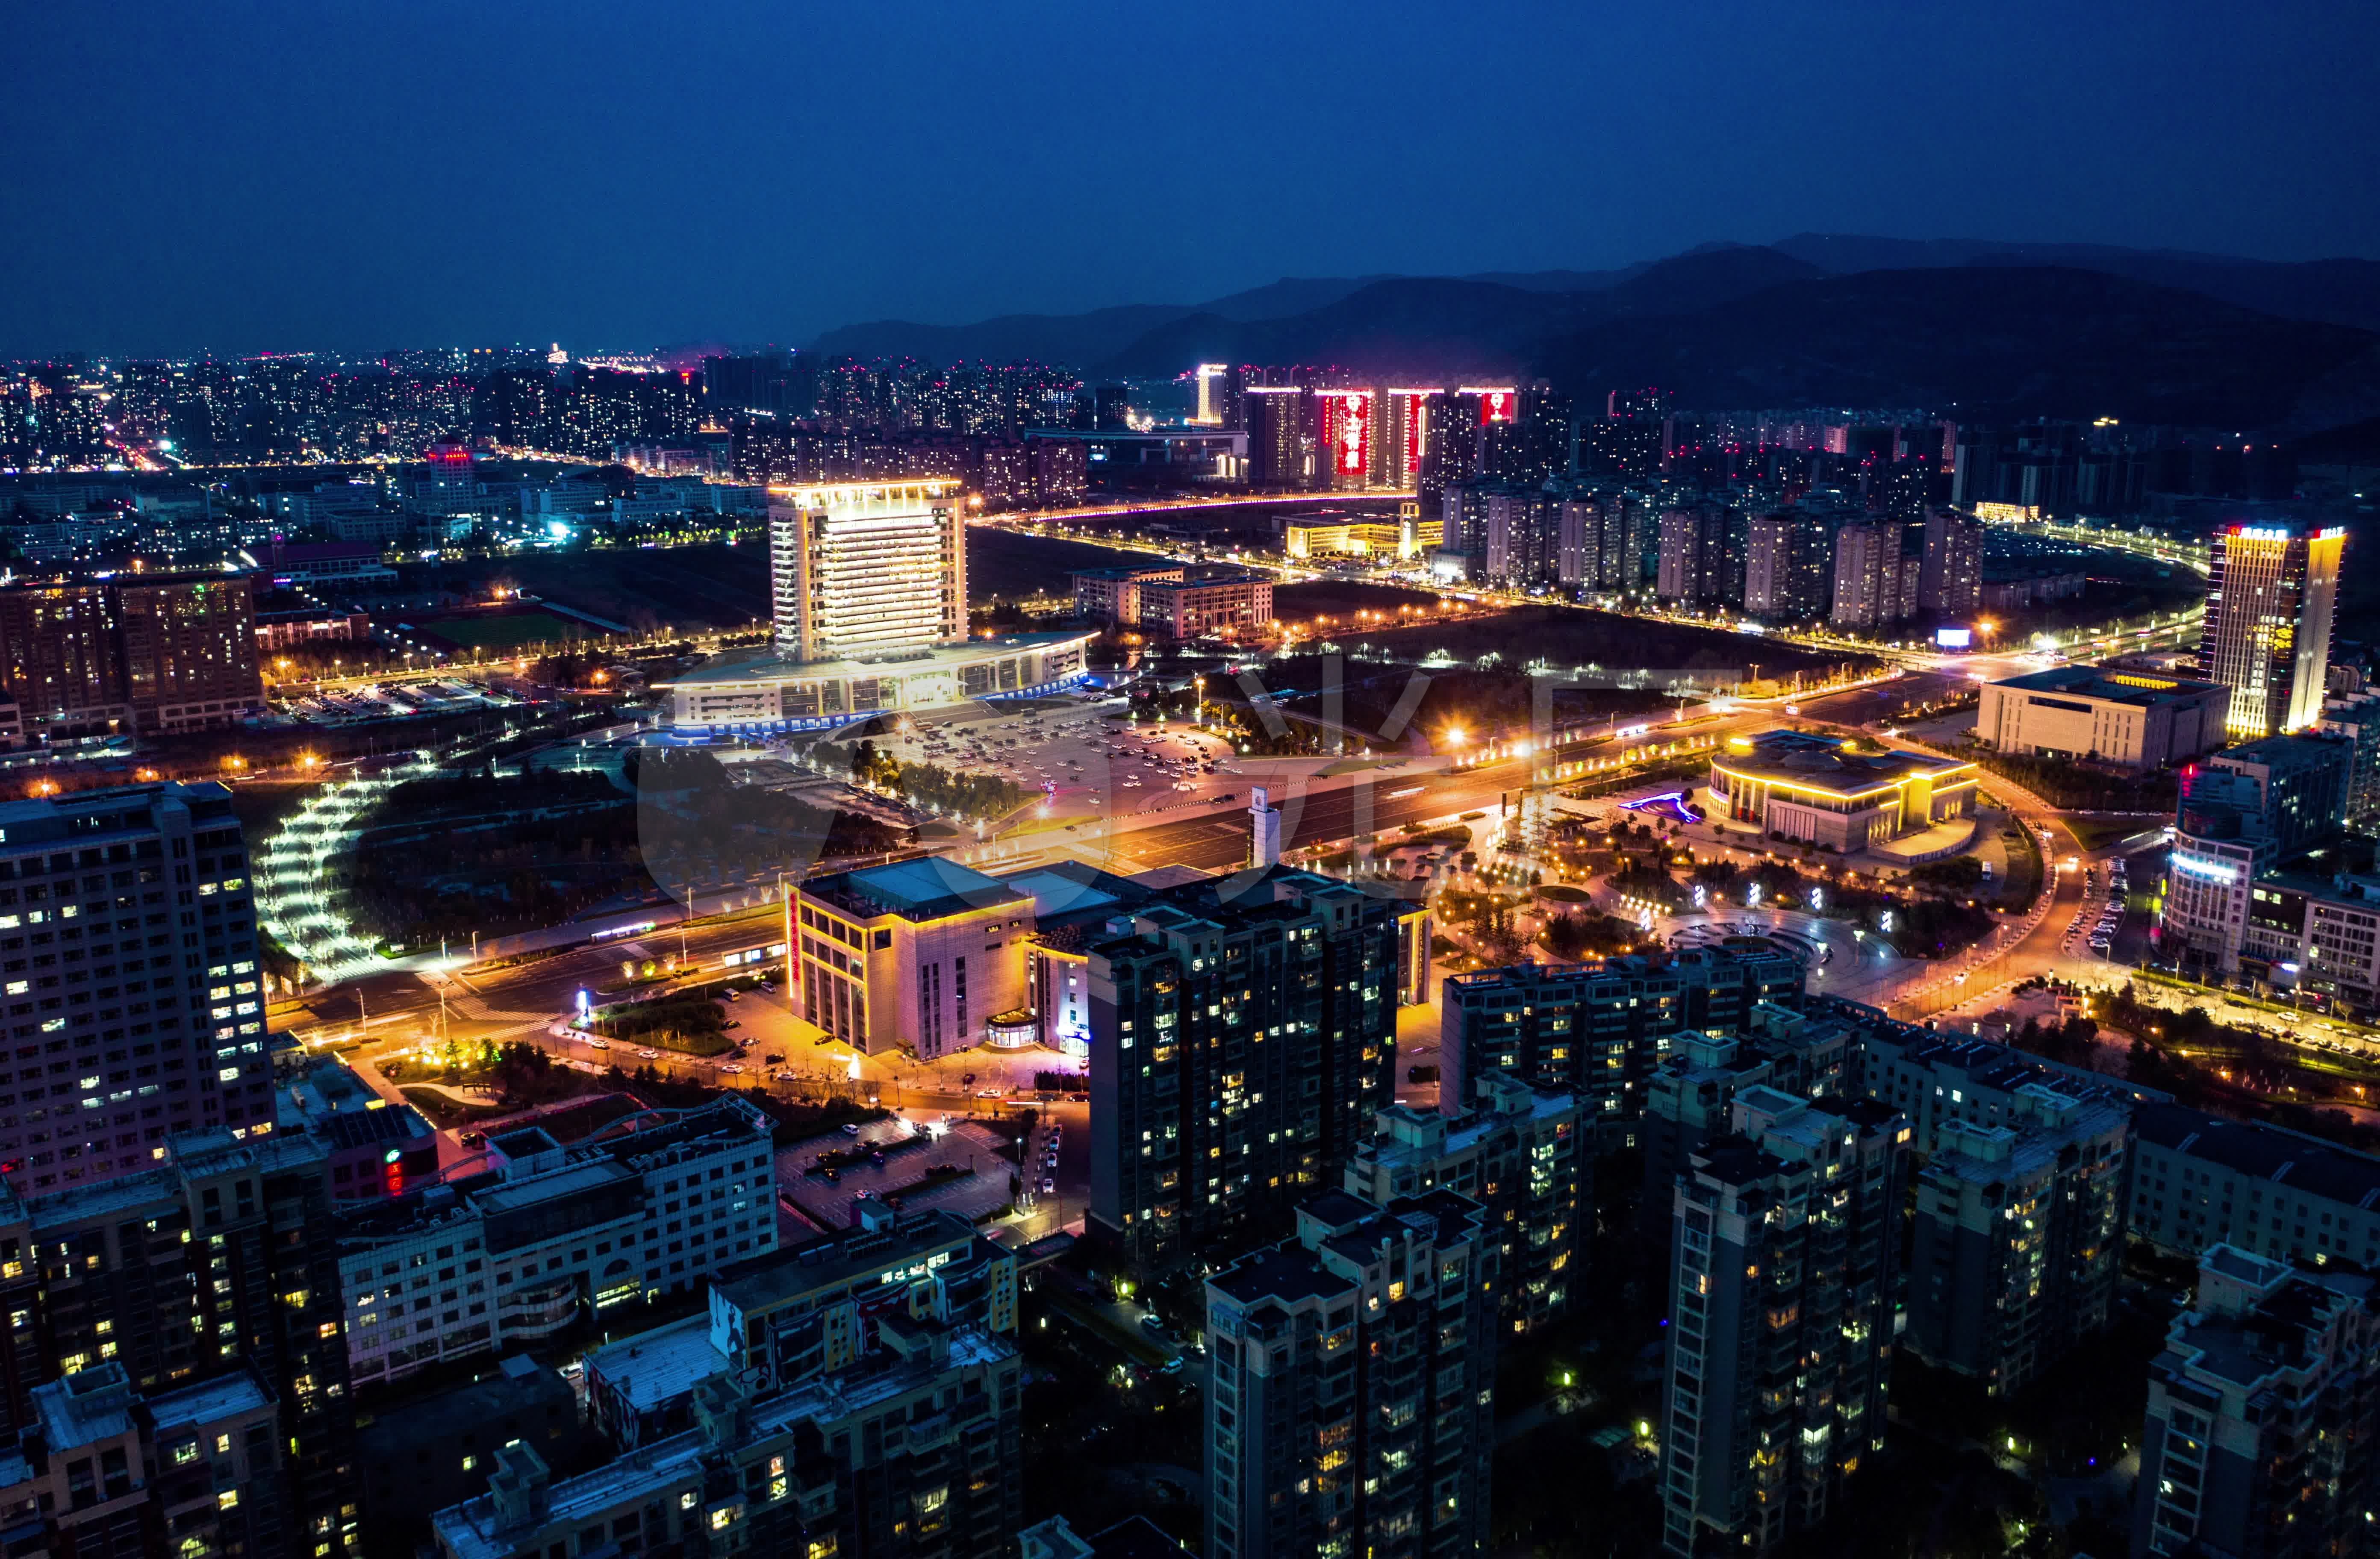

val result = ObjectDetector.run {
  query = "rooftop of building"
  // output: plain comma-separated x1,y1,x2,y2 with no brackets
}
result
32,1365,138,1452
1988,664,2227,706
1714,729,1973,793
2136,1103,2380,1209
657,629,1097,690
709,1207,991,1316
2206,732,2352,771
804,855,1028,924
1137,566,1272,589
147,1365,274,1436
2162,1257,2374,1389
19,1126,327,1232
1069,563,1185,582
432,1327,1016,1559
579,1316,727,1411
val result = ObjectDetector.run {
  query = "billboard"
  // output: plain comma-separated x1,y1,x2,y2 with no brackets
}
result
1935,627,1973,649
1318,389,1374,480
1472,387,1517,424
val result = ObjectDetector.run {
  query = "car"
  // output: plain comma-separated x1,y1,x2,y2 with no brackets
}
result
584,1036,610,1049
459,1131,486,1147
1040,1177,1056,1194
842,1122,863,1135
723,1020,742,1031
976,1086,1009,1098
719,1063,745,1074
770,1069,797,1082
637,1048,660,1059
1139,1314,1167,1336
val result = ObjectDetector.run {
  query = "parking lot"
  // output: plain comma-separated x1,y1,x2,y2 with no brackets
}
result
846,699,1255,824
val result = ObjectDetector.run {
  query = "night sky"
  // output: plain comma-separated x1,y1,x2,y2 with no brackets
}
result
4,0,2377,357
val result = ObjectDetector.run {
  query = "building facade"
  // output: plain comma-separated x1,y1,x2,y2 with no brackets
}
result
1087,873,1400,1270
1708,729,1977,853
0,781,272,1195
2198,522,2345,741
335,1100,777,1388
2132,1246,2377,1559
1440,947,1806,1135
1658,1088,1909,1557
1977,665,2230,770
433,1321,1022,1559
1204,1189,1497,1559
1342,1076,1585,1337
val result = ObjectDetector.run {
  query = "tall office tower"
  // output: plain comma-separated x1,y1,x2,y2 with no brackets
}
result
1481,487,1560,588
2133,1247,2377,1559
768,479,966,662
0,1127,356,1549
1243,387,1314,489
1828,518,1918,629
1344,1075,1586,1337
1195,363,1236,427
1441,949,1805,1137
1916,506,1983,615
0,782,270,1194
1205,1189,1497,1559
1087,872,1400,1270
1905,1085,2131,1395
1314,389,1378,491
437,1321,1022,1559
1742,511,1835,621
2199,522,2346,740
1658,1088,1909,1558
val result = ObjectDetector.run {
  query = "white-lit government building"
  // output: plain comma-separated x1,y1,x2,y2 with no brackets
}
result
660,479,1096,732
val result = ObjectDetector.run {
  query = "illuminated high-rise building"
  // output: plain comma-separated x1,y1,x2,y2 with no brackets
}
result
1243,387,1313,488
2198,522,2345,740
1313,389,1376,491
769,479,967,662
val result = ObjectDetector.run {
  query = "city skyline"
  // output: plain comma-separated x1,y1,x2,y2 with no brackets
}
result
3,1,2380,355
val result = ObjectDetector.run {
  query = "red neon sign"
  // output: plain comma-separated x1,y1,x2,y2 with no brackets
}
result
1318,390,1374,477
1476,389,1515,424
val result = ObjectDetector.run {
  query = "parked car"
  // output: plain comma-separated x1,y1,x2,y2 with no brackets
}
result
636,1048,660,1059
842,1123,863,1136
585,1037,609,1049
1040,1177,1056,1194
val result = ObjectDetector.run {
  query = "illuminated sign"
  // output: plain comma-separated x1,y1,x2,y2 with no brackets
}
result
2172,853,2242,884
2230,526,2290,541
1473,388,1516,424
1318,390,1374,478
1935,627,1973,649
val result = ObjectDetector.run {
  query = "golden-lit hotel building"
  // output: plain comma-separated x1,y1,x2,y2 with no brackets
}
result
1708,730,1978,853
660,479,1094,732
2197,521,2344,740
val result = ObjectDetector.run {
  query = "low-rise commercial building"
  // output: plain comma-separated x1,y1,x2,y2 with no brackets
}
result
1977,665,2230,769
335,1100,777,1387
1131,568,1274,640
2133,1246,2377,1559
1708,729,1978,852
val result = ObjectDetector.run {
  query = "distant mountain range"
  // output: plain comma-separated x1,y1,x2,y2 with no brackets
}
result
807,236,2380,434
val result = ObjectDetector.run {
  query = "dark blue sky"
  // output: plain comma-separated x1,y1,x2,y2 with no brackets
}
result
4,0,2377,356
